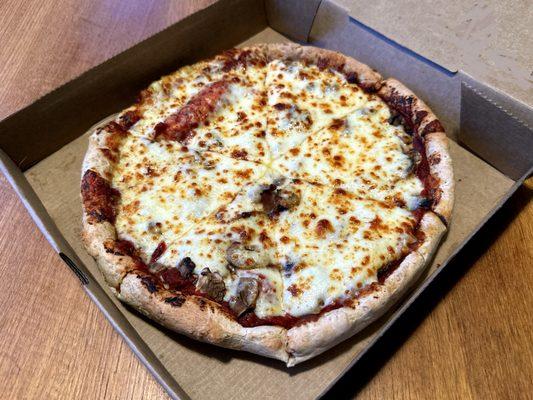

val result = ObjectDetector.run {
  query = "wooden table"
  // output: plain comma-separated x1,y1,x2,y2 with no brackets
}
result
0,1,531,398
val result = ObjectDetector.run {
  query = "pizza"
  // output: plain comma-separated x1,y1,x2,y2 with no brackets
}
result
81,43,453,366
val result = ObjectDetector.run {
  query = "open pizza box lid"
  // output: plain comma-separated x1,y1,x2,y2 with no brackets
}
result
0,1,531,399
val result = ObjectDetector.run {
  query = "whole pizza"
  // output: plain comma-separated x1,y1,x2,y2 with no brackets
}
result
81,43,453,366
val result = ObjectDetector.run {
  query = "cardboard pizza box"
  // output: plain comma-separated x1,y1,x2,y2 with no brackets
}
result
0,1,531,399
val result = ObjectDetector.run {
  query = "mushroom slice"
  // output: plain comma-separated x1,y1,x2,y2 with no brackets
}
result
226,242,270,269
260,184,301,216
275,188,300,210
406,148,421,174
229,277,260,316
176,257,196,278
196,268,225,301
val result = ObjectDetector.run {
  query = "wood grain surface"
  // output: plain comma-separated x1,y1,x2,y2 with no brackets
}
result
0,1,531,399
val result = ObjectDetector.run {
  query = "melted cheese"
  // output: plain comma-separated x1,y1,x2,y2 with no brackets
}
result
129,62,218,140
272,100,424,209
156,191,284,317
273,182,417,316
129,59,269,163
185,67,269,162
112,135,266,259
106,51,427,320
149,177,417,318
266,60,368,159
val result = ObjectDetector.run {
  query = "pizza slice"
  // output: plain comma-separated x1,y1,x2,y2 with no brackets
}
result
149,173,308,321
265,58,375,159
269,180,420,317
272,97,425,209
126,47,271,163
92,131,267,265
156,189,285,319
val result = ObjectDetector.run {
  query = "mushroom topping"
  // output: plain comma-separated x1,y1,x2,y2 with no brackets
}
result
147,221,162,235
226,242,270,269
176,257,196,278
282,261,296,277
406,148,421,175
416,196,432,209
260,184,300,216
275,188,300,210
388,110,404,127
229,277,260,316
196,268,225,301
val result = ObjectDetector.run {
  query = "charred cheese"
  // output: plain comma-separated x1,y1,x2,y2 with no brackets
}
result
266,60,369,159
272,97,425,209
112,135,266,259
107,54,425,320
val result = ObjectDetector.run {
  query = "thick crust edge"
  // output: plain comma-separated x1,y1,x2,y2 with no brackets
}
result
425,132,454,223
118,273,289,362
378,78,444,136
378,78,455,224
264,43,383,91
285,212,446,366
82,120,133,288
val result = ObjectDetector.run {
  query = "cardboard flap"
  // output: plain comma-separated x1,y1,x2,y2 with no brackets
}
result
459,74,533,180
0,149,90,285
332,0,533,106
264,0,322,42
308,0,460,139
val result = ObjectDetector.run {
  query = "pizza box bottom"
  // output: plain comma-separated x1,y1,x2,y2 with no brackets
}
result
20,27,520,400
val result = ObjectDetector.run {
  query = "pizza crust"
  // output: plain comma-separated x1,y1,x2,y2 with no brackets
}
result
378,78,445,136
425,132,454,223
377,78,454,224
264,43,383,91
82,219,126,289
285,211,446,365
118,273,289,362
82,123,123,287
80,44,453,366
82,124,115,180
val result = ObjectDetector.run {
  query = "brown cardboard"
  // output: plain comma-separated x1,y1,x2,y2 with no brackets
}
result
460,77,533,180
22,122,515,399
20,24,517,400
265,0,321,42
1,0,532,399
334,0,533,107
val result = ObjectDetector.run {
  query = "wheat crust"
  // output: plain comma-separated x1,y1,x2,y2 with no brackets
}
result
81,44,452,366
285,212,446,365
377,78,455,224
82,118,133,289
378,78,445,136
118,273,289,362
264,43,383,91
425,132,454,223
